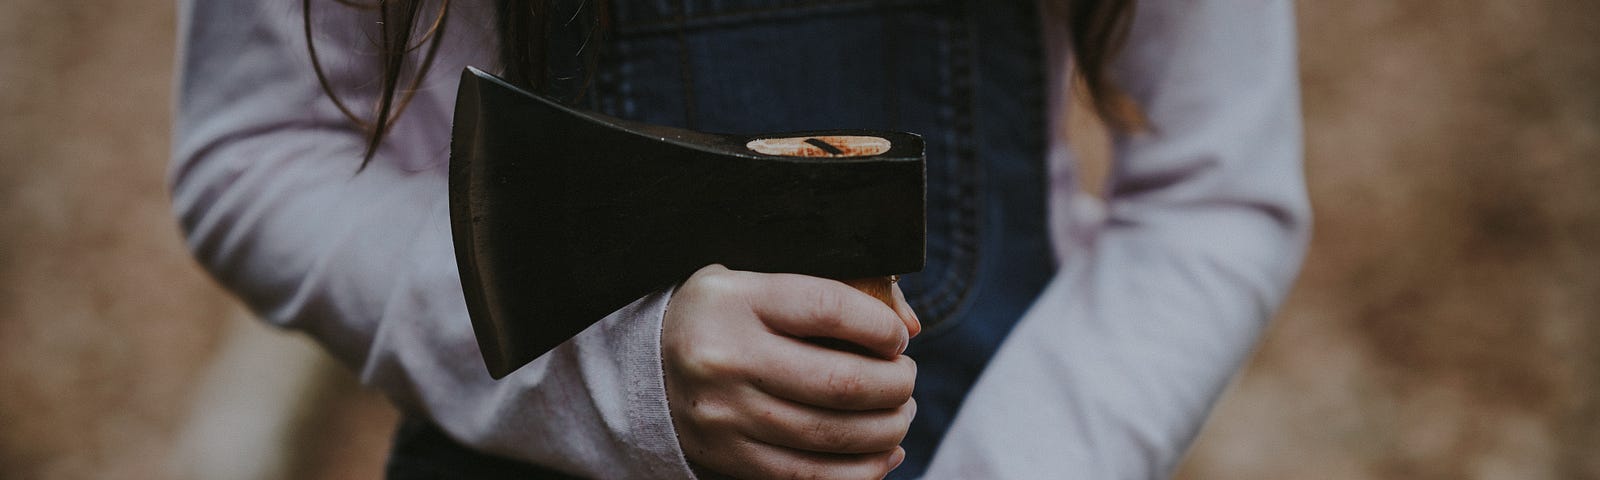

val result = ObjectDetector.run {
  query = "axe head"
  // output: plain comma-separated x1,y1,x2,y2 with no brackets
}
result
449,67,926,378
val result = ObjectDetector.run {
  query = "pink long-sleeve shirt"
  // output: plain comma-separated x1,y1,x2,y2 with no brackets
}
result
170,1,1309,478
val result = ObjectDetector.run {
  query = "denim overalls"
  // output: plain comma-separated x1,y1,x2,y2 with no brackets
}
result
390,1,1054,478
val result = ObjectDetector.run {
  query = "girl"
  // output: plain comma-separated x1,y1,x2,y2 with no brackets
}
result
171,0,1309,478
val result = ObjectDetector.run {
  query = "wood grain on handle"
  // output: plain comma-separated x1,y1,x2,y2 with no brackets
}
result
842,276,898,308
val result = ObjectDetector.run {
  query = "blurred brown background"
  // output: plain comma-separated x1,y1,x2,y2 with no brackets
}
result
1,1,1596,479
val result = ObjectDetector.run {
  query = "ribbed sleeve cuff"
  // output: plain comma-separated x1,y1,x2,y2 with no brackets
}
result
616,285,699,479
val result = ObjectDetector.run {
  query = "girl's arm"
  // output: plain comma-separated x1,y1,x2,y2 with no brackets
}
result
924,1,1311,477
170,1,696,477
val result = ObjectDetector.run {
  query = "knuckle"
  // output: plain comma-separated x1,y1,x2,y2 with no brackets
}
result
785,456,836,480
854,467,890,480
890,382,915,405
872,405,916,447
751,456,802,480
868,461,895,480
683,345,742,380
904,396,919,420
852,423,901,453
811,419,854,450
897,356,918,386
782,469,822,480
690,399,739,430
824,366,866,404
690,269,741,298
868,358,916,405
806,288,847,328
834,461,889,480
886,323,908,351
799,420,831,448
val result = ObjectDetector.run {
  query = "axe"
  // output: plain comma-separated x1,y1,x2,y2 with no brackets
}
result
448,67,927,379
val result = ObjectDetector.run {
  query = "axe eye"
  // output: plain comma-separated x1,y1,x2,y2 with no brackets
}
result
805,138,846,155
746,135,891,158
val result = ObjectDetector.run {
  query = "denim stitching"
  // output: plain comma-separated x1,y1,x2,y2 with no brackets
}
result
879,11,901,130
907,0,981,334
904,6,954,326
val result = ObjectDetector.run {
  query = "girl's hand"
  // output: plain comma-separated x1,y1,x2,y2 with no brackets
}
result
664,264,920,480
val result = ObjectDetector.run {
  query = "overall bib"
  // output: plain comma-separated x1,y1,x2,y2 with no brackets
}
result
389,1,1054,477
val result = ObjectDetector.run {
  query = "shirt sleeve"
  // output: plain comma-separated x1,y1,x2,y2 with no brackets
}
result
923,1,1311,478
168,1,696,477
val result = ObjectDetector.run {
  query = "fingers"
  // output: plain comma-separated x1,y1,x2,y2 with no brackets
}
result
754,339,917,410
668,264,919,480
889,283,920,338
748,272,909,359
742,394,917,454
701,441,906,480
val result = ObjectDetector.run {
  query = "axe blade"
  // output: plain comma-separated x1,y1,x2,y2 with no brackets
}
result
449,67,926,379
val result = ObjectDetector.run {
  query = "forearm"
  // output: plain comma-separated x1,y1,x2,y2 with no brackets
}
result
170,0,696,475
925,204,1308,478
172,123,696,478
924,1,1310,477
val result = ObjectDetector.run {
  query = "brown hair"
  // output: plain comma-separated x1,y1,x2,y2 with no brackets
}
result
1048,0,1142,131
307,0,1139,166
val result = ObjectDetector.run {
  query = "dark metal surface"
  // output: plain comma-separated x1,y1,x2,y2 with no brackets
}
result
449,68,926,378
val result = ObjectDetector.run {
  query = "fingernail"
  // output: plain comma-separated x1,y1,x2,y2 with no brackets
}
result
888,447,907,471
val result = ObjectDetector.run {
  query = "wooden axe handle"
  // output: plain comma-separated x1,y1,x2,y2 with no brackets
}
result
842,276,898,308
